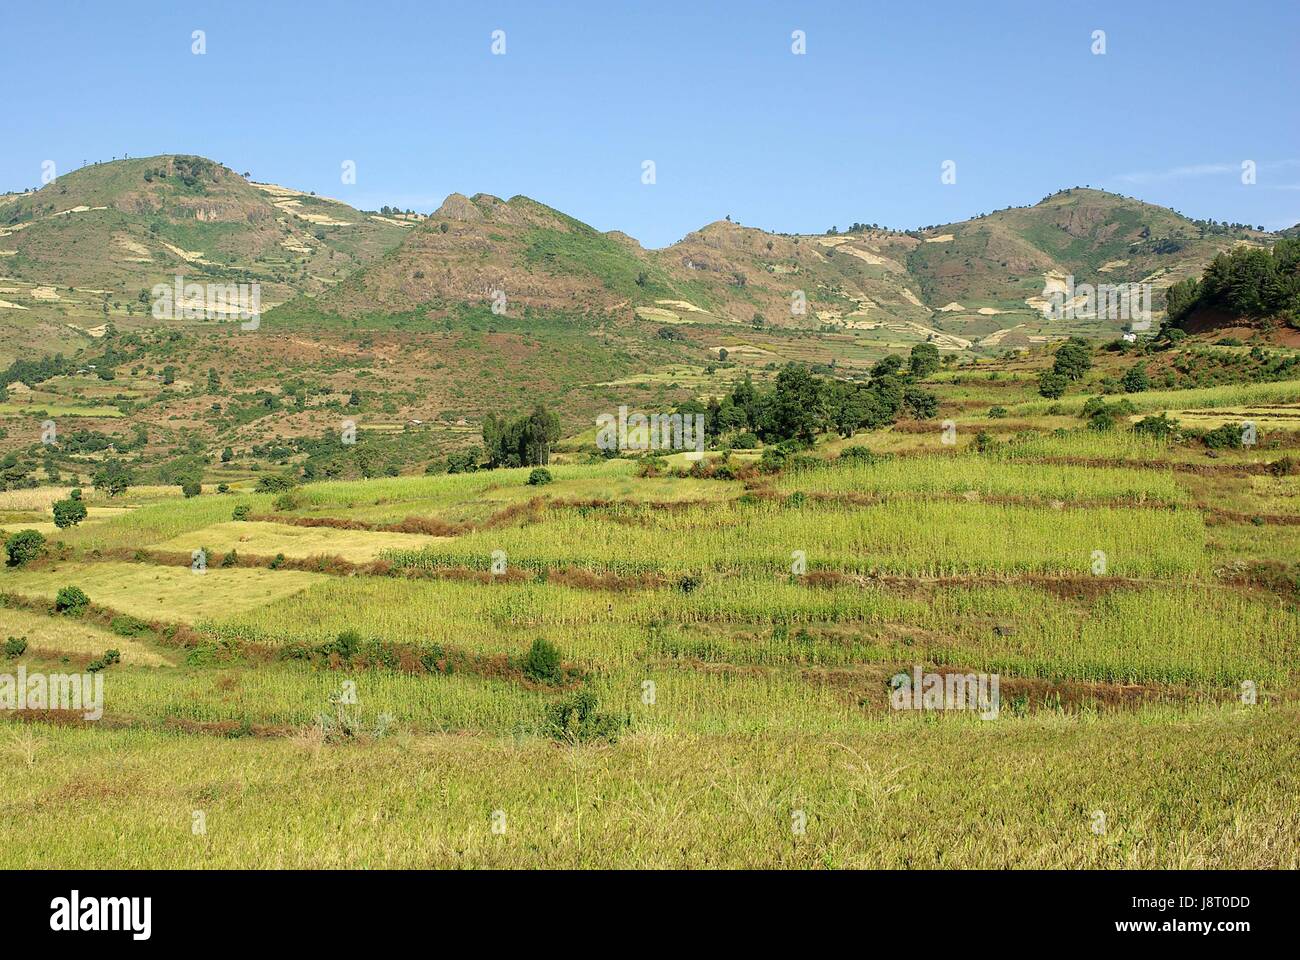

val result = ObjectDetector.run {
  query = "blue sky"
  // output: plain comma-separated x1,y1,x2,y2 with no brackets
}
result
6,0,1299,246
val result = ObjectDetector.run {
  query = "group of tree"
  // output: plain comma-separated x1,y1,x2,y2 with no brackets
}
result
1166,238,1300,327
482,404,563,468
685,343,941,446
0,353,69,390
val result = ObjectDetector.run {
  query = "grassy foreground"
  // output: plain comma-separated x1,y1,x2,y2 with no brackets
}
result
2,410,1298,869
2,705,1296,869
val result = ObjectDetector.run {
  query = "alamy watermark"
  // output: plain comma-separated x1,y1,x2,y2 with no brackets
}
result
1044,275,1151,329
889,666,999,720
1,666,103,720
596,406,705,457
152,275,261,330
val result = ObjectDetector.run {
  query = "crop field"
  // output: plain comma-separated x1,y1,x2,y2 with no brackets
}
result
2,388,1298,870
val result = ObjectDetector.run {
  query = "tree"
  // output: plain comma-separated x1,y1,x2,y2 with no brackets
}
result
1122,363,1150,393
902,385,938,419
871,354,905,378
1052,338,1093,381
93,459,132,498
181,478,202,498
1038,371,1068,399
760,364,825,444
908,342,941,380
483,404,561,467
221,446,233,463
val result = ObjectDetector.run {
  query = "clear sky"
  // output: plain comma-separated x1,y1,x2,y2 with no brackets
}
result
5,0,1299,246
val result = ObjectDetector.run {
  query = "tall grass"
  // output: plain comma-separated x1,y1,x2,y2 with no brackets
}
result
774,455,1188,504
384,500,1206,578
1011,379,1300,417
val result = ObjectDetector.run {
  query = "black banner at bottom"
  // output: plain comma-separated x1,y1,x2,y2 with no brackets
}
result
0,869,1280,945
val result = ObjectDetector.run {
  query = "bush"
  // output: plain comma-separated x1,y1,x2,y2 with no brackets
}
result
87,648,121,673
839,445,881,464
1122,364,1150,393
255,473,298,493
522,638,563,684
52,496,88,529
1267,456,1299,477
1038,371,1068,399
527,467,553,486
731,431,760,449
1133,414,1179,440
323,630,361,661
232,504,251,521
544,691,627,743
273,490,302,511
109,615,151,637
1202,423,1244,450
181,478,202,498
55,585,90,616
3,636,27,658
986,406,1008,419
5,530,45,567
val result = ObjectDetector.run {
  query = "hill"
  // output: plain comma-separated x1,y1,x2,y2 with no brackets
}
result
0,155,413,363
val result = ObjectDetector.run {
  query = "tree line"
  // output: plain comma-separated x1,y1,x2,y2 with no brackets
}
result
1167,238,1300,327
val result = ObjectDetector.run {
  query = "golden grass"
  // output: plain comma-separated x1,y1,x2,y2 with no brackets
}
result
0,562,326,623
0,606,169,666
149,520,448,563
1,704,1294,868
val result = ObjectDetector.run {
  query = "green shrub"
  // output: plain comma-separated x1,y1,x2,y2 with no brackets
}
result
1133,414,1179,440
1038,371,1068,399
5,530,46,567
55,585,90,616
1202,423,1244,450
323,629,361,661
181,478,202,498
87,648,121,673
255,473,298,493
522,637,563,684
3,636,27,658
52,497,88,529
986,406,1008,419
110,615,151,638
527,467,553,486
839,445,880,463
232,504,251,521
274,490,302,511
544,691,628,743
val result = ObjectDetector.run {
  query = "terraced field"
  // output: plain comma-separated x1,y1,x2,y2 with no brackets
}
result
2,400,1298,868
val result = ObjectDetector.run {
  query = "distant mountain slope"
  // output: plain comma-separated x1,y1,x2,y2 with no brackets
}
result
306,185,1276,348
0,155,412,362
905,188,1266,307
3,158,1285,368
313,192,679,318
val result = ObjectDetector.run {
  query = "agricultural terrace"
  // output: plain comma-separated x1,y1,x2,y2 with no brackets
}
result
2,399,1298,868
